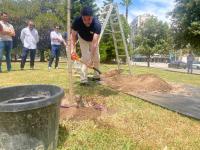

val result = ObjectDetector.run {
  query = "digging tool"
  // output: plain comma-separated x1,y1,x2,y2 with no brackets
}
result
71,52,102,74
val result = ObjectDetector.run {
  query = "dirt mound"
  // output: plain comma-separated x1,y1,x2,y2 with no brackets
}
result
101,69,121,78
102,72,172,93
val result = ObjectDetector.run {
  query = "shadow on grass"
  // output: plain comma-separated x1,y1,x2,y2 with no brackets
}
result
57,125,69,149
74,81,119,97
11,68,41,72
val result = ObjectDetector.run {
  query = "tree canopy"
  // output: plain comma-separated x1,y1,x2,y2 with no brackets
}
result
171,0,200,55
135,16,172,67
120,0,133,20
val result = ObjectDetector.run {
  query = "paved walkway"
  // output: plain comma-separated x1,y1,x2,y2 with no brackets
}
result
126,85,200,120
133,62,200,75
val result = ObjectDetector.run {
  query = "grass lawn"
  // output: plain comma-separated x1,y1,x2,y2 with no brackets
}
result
0,62,200,150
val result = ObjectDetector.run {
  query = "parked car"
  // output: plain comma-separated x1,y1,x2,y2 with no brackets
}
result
168,61,187,69
192,62,200,70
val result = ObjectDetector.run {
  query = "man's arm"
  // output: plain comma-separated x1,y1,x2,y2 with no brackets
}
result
61,36,67,47
91,33,100,55
20,29,25,44
71,29,78,52
5,25,15,37
10,26,15,37
1,26,15,37
36,30,39,43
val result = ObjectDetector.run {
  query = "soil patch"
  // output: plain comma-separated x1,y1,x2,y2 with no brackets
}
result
60,96,111,121
60,107,102,121
101,70,172,93
101,69,122,78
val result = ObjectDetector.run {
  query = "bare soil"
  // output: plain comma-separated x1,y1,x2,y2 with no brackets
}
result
101,70,173,93
60,95,110,121
60,70,190,121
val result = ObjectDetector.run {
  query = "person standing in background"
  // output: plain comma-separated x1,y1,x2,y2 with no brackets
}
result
48,25,66,70
20,20,39,70
187,51,194,74
0,12,15,72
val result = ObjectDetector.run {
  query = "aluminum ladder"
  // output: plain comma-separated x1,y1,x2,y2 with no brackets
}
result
98,3,132,75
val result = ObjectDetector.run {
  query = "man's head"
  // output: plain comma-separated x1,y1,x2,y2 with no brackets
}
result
28,20,34,30
81,7,93,27
1,12,8,22
54,25,60,31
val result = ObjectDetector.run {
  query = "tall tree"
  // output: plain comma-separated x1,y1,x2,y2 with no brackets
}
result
0,0,67,61
171,0,200,55
120,0,132,21
135,17,172,67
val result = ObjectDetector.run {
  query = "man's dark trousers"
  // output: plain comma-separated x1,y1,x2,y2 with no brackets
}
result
20,47,36,69
48,45,61,68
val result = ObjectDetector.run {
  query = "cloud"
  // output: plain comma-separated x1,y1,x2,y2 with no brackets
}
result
128,0,176,24
94,0,175,24
95,0,104,7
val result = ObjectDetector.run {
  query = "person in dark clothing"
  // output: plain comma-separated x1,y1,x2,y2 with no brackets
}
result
71,6,101,85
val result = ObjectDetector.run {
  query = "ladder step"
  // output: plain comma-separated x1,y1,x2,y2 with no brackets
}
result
118,55,126,57
100,11,109,15
104,32,112,35
117,47,124,50
110,22,119,26
115,39,123,42
113,31,121,34
105,29,113,33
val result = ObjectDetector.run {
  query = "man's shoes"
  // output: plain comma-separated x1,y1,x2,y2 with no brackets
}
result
80,82,90,86
91,77,101,81
48,67,51,70
80,80,89,86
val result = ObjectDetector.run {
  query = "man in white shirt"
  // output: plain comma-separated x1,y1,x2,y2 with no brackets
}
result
20,20,39,70
48,25,66,69
0,12,15,72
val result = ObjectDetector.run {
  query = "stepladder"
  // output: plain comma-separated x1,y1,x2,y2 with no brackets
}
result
98,3,132,75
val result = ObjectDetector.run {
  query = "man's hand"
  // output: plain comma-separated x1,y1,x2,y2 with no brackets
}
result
71,52,79,60
2,29,15,36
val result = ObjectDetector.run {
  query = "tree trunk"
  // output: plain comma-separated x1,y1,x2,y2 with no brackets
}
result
14,54,17,62
147,56,150,67
126,6,128,21
40,50,45,62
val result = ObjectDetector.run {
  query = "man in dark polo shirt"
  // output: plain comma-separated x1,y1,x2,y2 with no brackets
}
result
71,6,101,85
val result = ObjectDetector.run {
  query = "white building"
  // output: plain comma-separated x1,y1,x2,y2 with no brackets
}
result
131,14,152,36
130,14,152,47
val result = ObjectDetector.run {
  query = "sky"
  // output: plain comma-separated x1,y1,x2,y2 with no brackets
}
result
95,0,176,24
